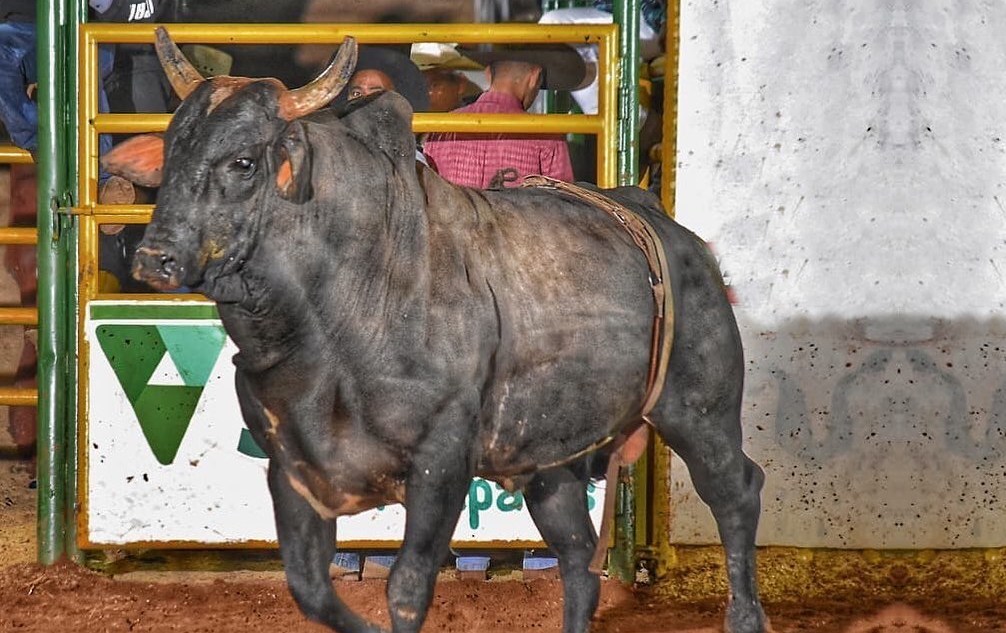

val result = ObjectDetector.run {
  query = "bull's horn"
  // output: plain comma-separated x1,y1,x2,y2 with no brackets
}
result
153,26,204,100
277,36,358,120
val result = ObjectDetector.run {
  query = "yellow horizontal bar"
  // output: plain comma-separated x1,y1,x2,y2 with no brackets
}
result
0,307,38,325
94,113,171,134
0,387,39,407
94,292,210,302
84,22,614,46
0,145,33,164
94,212,153,225
415,113,602,135
94,112,604,136
0,227,38,245
90,204,153,218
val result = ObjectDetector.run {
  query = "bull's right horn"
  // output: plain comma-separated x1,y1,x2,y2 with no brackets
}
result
277,36,358,120
153,26,205,100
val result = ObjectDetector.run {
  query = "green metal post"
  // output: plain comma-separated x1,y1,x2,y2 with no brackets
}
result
614,0,640,186
63,0,83,562
35,0,69,564
36,0,80,564
609,0,642,584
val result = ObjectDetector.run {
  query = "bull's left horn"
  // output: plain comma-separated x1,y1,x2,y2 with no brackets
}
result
153,26,205,99
277,36,358,120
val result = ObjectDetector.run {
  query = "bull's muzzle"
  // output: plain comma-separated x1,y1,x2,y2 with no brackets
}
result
132,245,184,291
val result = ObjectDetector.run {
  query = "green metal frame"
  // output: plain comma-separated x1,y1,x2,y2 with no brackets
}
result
34,0,647,575
36,0,80,564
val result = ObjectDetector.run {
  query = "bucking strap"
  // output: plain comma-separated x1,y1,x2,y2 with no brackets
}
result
521,175,675,575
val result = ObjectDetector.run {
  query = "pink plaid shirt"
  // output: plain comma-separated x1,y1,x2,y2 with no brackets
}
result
422,91,574,189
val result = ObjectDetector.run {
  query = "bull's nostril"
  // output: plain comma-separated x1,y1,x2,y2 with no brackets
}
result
160,255,178,277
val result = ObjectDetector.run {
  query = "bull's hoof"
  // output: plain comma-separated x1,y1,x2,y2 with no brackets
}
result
725,599,768,633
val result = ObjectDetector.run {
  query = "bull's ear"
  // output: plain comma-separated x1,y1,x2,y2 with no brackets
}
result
100,134,165,188
274,121,313,203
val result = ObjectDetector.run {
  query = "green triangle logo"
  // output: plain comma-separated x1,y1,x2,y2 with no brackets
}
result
158,325,226,386
237,428,268,459
97,324,227,465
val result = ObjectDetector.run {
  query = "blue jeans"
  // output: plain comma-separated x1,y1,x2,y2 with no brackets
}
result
98,45,114,168
0,21,113,166
0,21,38,152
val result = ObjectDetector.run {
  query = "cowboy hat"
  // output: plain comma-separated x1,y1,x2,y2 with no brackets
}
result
456,44,587,91
410,42,484,71
331,45,430,112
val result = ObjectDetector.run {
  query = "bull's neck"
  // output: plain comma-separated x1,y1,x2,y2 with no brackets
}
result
221,167,432,374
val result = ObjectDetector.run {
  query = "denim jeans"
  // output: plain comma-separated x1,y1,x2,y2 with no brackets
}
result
98,45,114,165
0,21,114,165
0,21,38,151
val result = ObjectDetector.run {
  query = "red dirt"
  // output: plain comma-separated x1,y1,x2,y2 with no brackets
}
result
3,561,1006,632
3,458,1006,632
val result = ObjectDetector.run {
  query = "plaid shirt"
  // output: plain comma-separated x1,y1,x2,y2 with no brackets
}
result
423,91,574,189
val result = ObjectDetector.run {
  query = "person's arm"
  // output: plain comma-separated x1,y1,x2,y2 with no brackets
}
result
542,139,575,183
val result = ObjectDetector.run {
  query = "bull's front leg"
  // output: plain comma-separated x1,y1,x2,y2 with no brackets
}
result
237,373,382,633
386,422,473,633
268,461,383,633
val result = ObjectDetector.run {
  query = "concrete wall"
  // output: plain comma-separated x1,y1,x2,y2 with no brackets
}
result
671,0,1006,548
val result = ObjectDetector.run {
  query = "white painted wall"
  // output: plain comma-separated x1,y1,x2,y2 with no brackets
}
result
672,0,1006,548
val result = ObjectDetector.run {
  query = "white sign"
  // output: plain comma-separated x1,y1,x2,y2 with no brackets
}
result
84,300,604,546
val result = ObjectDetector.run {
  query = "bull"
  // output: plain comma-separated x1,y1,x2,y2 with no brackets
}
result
106,27,767,633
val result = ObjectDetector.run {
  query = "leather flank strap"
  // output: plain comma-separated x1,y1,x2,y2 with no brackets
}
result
521,175,675,575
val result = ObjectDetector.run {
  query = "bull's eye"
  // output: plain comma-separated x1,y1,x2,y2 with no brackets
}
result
232,157,256,177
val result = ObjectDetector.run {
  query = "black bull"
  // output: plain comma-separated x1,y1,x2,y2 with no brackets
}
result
108,29,766,633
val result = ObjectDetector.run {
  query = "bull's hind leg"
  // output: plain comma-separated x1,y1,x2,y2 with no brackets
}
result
647,231,766,632
524,463,600,633
652,402,766,633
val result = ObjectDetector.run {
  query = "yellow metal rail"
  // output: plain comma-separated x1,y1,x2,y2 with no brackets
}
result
0,307,39,325
0,147,39,407
78,22,619,244
0,145,33,164
94,111,603,135
0,388,39,406
0,226,38,245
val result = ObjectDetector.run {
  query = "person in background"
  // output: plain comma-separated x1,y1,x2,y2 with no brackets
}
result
0,0,37,157
422,44,585,189
102,0,176,119
422,67,482,113
336,44,430,112
0,0,170,162
538,0,666,116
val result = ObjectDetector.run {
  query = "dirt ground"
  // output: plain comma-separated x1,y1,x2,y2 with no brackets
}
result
2,459,1006,633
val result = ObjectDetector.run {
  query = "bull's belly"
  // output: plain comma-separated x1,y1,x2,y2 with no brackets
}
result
469,345,648,474
473,399,636,476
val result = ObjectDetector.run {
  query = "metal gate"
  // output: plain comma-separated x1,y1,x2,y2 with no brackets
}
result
28,1,670,581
